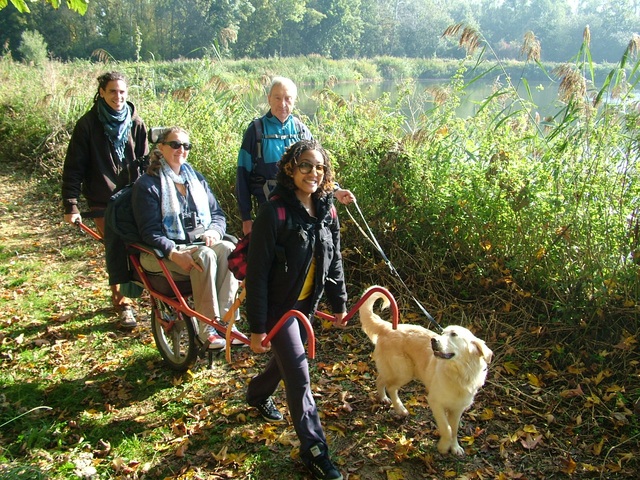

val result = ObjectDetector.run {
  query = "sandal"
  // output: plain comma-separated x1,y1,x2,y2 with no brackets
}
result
118,306,137,329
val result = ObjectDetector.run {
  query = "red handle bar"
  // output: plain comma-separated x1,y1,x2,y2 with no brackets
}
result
75,220,104,243
262,310,316,359
314,285,399,329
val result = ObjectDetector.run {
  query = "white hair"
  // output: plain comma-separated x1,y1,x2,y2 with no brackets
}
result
268,76,297,97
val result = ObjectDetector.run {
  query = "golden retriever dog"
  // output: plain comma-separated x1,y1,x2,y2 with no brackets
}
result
358,286,493,456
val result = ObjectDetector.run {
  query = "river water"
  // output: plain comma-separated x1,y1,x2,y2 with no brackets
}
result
289,78,562,119
250,76,635,124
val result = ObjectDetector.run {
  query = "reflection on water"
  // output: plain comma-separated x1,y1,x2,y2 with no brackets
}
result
290,78,562,119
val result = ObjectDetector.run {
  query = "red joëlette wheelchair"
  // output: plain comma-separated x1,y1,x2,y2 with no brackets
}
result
77,216,397,372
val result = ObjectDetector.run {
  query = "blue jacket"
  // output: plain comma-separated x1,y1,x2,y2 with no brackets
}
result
235,111,312,221
245,185,347,334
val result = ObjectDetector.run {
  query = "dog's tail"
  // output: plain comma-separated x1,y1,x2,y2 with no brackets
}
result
358,286,393,344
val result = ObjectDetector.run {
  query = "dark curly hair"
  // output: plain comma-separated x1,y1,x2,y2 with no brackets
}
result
93,71,127,102
276,139,334,198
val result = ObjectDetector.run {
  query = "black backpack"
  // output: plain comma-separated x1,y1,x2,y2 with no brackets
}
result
103,184,143,296
105,185,141,245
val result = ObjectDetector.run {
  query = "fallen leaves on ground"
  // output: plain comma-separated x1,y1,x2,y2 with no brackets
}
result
1,172,639,479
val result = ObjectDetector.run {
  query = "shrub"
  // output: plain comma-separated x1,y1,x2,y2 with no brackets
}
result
17,30,48,66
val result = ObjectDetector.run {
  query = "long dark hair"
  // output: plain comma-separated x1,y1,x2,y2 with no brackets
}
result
93,71,127,102
276,139,334,198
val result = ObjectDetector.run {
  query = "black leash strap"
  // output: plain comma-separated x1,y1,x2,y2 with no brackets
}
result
344,201,444,333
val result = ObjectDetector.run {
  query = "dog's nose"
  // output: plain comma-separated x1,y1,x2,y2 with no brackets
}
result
431,337,440,351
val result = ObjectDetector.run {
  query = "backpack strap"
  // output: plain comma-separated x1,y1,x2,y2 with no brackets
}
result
270,194,335,229
269,194,288,231
253,116,304,163
269,195,290,269
293,116,304,138
253,118,263,162
228,195,290,281
276,204,287,225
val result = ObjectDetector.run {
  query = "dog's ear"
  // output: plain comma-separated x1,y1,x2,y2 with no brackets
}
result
472,340,493,363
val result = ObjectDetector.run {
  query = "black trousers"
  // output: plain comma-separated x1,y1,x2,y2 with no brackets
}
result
246,298,326,454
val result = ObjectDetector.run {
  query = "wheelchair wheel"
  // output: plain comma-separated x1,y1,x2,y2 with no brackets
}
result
150,299,198,372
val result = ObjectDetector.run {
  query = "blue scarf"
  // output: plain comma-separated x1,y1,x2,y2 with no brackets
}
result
96,97,132,162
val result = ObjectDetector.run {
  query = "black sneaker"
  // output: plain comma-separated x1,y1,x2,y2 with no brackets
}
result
254,397,284,423
302,443,343,480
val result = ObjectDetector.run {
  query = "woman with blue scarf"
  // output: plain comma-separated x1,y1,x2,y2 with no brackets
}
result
62,71,148,328
132,127,246,349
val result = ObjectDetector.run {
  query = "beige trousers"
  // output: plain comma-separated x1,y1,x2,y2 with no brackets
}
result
140,241,239,340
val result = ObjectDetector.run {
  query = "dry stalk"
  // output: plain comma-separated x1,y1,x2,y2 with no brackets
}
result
628,33,640,58
424,85,450,106
442,23,481,56
521,31,541,62
219,27,238,49
583,25,591,48
552,64,587,103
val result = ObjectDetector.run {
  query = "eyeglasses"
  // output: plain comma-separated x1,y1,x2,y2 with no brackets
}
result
163,141,192,150
296,161,327,174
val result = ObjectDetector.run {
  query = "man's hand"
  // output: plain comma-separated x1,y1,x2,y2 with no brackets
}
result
335,189,356,205
65,213,82,225
202,230,221,247
170,247,203,273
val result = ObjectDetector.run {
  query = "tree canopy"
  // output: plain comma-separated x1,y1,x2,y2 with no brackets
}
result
0,0,88,14
0,0,638,63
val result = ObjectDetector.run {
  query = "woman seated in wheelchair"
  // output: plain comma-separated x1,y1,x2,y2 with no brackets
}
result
132,126,246,349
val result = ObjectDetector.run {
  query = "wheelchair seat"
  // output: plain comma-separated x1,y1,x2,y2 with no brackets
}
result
130,262,193,297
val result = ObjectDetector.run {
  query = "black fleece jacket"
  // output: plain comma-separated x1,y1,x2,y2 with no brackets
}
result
62,101,148,213
245,185,348,334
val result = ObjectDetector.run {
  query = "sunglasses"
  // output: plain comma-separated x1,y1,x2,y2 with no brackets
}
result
163,141,192,150
296,161,327,175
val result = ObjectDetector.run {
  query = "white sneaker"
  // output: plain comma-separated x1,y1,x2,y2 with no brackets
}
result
207,333,226,350
230,324,248,346
200,324,225,349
